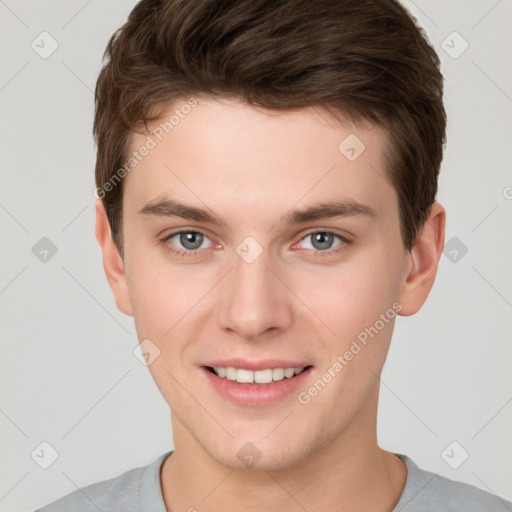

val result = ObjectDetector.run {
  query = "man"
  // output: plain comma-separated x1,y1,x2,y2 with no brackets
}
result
36,0,512,510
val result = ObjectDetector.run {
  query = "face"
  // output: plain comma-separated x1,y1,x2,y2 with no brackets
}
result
101,97,430,471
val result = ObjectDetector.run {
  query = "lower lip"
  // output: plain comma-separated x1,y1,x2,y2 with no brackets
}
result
201,366,313,406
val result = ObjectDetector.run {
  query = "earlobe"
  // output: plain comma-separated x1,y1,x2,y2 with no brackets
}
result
397,202,446,316
94,199,133,316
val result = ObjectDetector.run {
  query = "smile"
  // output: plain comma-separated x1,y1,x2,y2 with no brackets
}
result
206,366,309,384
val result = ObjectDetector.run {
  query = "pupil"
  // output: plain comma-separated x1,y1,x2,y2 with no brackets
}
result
313,232,332,250
181,232,203,250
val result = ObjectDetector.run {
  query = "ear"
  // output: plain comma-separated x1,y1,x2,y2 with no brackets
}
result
94,199,133,316
397,202,446,316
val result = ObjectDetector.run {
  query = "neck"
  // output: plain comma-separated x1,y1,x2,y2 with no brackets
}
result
160,386,407,512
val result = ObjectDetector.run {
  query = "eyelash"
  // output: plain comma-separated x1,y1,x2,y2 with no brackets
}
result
161,229,351,259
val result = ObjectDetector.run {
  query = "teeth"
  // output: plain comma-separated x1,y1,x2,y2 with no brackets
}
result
284,368,295,378
272,368,284,381
225,367,237,380
255,369,273,384
236,369,254,383
212,366,307,384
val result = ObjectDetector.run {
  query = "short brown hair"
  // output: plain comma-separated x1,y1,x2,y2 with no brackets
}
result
94,0,446,255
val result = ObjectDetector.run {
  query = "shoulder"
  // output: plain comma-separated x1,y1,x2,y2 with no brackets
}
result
34,451,171,512
394,453,512,512
34,466,143,512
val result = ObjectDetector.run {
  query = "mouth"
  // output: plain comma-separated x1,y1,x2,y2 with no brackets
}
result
204,365,313,384
201,363,314,406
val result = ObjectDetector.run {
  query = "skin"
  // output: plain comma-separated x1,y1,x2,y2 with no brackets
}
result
95,97,445,511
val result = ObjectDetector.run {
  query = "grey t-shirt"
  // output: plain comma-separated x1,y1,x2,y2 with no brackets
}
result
35,451,512,511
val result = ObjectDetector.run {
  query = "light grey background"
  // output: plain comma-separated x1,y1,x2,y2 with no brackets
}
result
1,1,511,510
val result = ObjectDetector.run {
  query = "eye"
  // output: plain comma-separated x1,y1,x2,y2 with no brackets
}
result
161,229,350,258
163,230,215,255
297,231,347,252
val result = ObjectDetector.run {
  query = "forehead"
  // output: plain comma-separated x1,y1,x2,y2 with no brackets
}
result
123,98,395,223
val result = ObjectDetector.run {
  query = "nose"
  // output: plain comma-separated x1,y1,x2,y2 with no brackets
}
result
217,248,293,340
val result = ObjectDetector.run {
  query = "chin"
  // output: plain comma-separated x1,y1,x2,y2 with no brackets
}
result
202,434,320,473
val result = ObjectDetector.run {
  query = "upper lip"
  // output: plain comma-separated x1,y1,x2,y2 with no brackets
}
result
202,359,312,371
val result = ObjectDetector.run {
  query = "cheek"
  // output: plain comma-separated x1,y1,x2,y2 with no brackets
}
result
124,275,170,348
292,249,403,403
296,298,397,419
126,271,171,336
125,244,208,336
297,254,402,338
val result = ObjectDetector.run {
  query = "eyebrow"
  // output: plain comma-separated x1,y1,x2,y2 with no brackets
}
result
138,197,377,226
